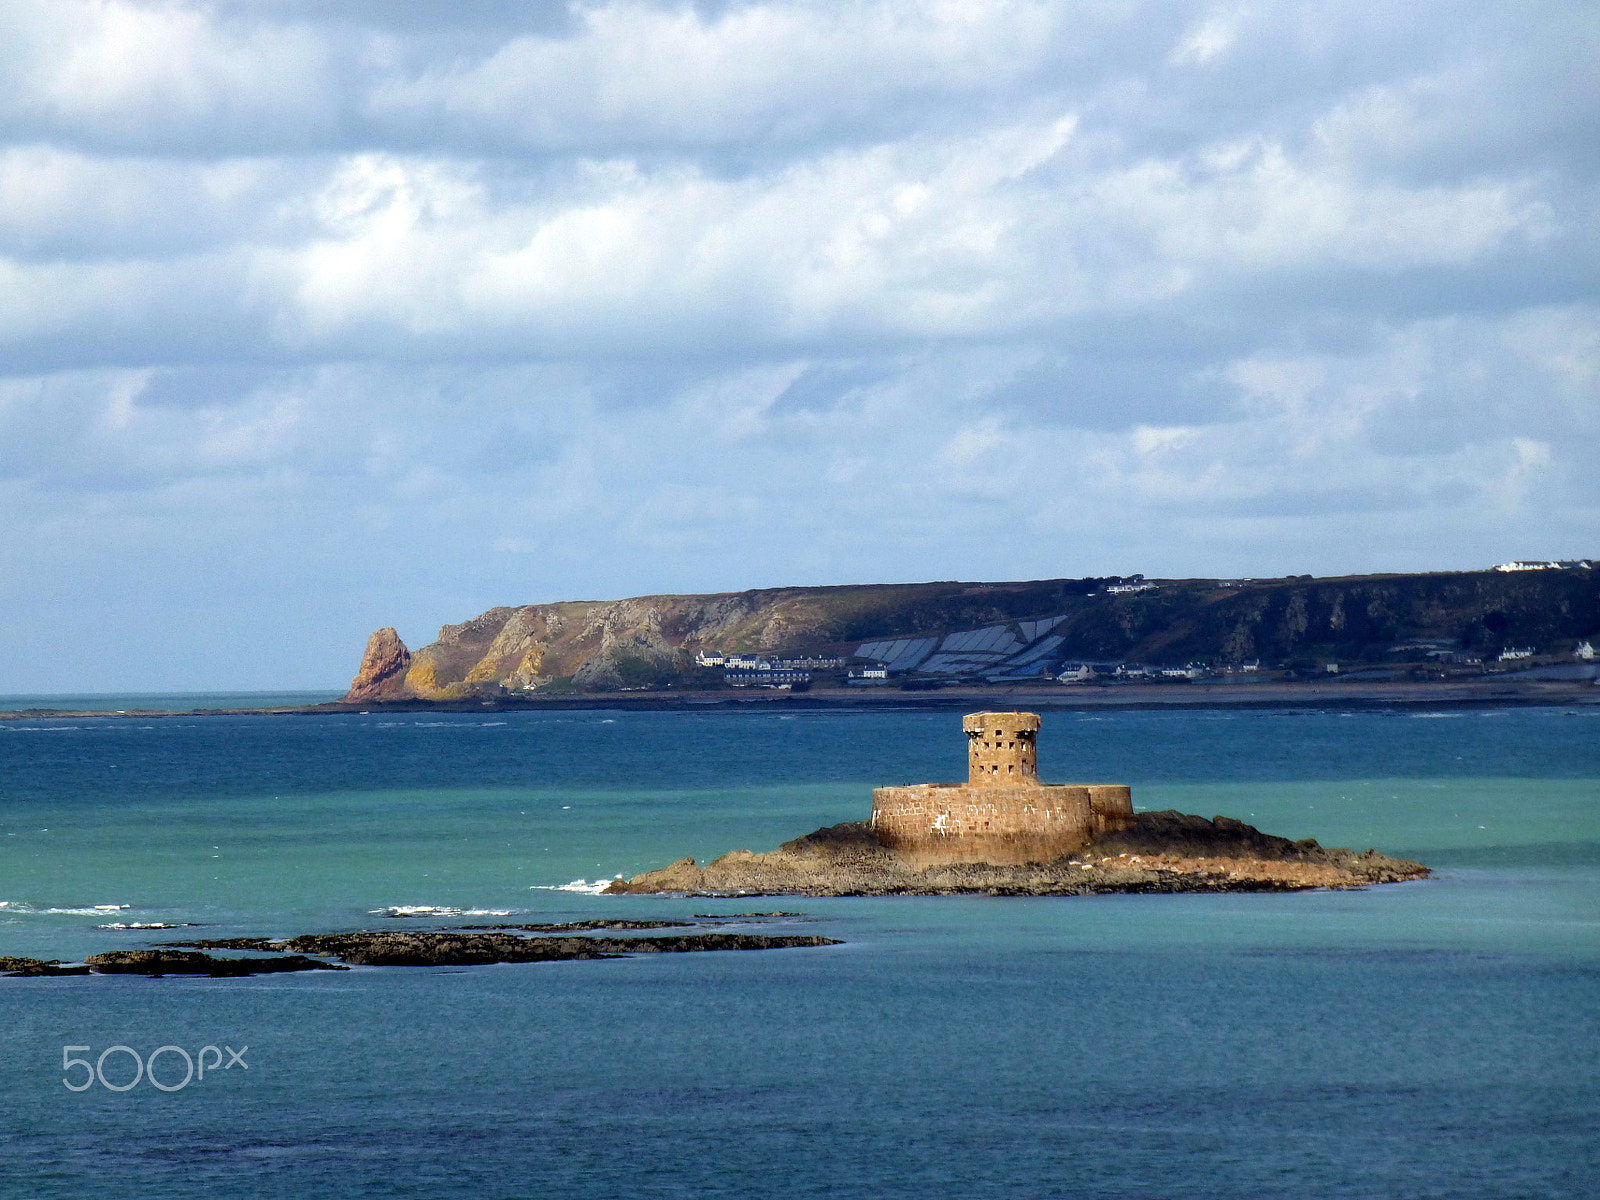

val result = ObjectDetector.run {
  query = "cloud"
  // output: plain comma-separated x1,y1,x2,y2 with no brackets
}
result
371,0,1064,151
0,0,1594,689
1169,5,1249,67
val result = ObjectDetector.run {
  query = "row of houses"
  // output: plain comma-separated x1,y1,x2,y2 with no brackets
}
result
1057,662,1211,683
725,668,813,687
694,650,846,671
1057,643,1595,683
693,648,853,688
697,638,1595,689
1493,559,1593,572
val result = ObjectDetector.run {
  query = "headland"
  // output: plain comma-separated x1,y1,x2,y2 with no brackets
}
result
340,565,1599,706
6,564,1594,720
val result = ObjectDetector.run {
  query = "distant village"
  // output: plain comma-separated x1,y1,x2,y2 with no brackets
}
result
691,560,1598,691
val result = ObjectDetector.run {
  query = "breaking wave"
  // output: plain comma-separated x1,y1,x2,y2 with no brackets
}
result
370,906,523,918
530,879,622,895
0,901,131,915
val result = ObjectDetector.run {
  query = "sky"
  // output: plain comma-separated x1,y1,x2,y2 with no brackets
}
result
1,0,1596,692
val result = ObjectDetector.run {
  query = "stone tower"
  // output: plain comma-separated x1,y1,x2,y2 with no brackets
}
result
965,711,1039,783
870,711,1134,867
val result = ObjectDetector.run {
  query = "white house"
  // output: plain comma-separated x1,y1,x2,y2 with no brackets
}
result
1492,559,1593,572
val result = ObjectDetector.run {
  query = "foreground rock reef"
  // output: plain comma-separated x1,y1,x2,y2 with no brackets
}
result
165,930,841,967
2,923,841,977
604,810,1430,897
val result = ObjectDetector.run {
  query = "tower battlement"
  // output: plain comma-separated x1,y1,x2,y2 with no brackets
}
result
871,711,1133,866
963,711,1040,783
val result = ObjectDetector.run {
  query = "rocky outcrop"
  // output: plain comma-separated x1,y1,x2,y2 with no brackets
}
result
269,931,840,966
602,812,1430,896
1,956,89,976
345,627,413,702
162,930,839,967
82,950,346,976
5,929,843,978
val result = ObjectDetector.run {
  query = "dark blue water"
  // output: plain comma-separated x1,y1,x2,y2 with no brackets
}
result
2,706,1597,1198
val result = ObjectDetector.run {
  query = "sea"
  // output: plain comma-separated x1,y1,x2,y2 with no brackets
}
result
1,699,1597,1199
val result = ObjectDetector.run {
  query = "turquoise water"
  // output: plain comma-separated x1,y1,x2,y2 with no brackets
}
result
2,706,1598,1197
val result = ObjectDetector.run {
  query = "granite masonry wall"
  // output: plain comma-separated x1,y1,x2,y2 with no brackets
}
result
871,711,1134,866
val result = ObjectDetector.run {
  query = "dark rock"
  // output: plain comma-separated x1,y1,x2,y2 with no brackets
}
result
84,950,347,976
1,956,90,976
143,929,842,970
271,931,840,967
693,912,804,918
451,920,695,932
1091,810,1318,860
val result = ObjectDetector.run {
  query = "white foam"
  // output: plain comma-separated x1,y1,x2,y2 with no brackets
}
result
0,902,133,915
530,878,622,895
96,922,190,930
371,905,522,918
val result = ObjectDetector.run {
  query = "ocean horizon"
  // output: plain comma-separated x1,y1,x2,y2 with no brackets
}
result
0,691,347,713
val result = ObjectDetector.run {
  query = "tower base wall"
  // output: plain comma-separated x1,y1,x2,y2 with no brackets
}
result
871,783,1134,866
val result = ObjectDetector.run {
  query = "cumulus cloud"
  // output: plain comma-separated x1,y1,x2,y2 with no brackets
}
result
0,0,1594,689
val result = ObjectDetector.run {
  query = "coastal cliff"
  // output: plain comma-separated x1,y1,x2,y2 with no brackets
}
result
345,566,1598,699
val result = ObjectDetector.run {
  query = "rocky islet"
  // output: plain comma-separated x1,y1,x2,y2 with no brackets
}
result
604,810,1429,897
